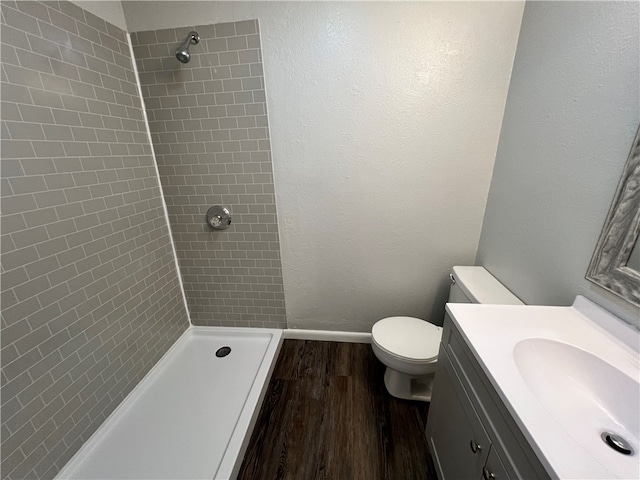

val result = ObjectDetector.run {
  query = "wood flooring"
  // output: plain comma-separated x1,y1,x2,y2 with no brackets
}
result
238,340,438,480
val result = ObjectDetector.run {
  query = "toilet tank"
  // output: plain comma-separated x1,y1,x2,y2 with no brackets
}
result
448,266,523,305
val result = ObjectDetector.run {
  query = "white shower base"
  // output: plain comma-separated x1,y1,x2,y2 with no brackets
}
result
57,327,283,480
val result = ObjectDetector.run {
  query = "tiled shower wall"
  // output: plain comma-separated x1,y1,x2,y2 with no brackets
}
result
1,1,190,478
131,21,286,328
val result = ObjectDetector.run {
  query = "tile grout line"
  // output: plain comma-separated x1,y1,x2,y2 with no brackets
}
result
126,31,192,326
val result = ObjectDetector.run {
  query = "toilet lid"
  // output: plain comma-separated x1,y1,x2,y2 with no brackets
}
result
372,316,442,361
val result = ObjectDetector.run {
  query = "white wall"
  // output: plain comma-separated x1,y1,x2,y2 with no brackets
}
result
476,1,640,328
70,0,127,30
123,1,524,331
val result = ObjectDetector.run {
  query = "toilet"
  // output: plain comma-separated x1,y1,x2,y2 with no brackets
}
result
371,266,523,401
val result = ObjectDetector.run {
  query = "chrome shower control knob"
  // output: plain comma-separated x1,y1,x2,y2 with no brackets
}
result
206,206,232,230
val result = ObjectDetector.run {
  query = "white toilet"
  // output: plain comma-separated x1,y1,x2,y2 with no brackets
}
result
371,266,523,401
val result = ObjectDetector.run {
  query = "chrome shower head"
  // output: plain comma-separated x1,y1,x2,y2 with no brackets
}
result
176,31,200,63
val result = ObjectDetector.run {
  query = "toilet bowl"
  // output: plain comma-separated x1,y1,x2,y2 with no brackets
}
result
371,316,442,401
372,266,523,402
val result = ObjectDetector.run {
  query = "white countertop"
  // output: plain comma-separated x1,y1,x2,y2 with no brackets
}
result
446,296,640,480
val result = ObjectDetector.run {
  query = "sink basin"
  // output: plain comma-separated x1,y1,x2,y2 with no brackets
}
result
447,297,640,479
514,338,639,477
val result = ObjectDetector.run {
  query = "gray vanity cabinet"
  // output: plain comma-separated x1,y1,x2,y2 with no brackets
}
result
426,314,550,480
426,351,493,479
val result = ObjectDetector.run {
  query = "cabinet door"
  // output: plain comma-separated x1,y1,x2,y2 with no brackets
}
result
426,349,490,480
481,448,511,480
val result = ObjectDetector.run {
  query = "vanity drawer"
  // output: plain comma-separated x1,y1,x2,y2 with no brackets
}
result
441,317,550,480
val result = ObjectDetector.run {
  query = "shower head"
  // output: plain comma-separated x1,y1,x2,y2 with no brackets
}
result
175,31,200,63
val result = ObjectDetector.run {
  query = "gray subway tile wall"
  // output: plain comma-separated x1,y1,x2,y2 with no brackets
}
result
0,1,190,478
131,21,286,328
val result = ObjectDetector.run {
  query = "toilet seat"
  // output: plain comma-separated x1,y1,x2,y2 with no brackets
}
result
372,316,442,362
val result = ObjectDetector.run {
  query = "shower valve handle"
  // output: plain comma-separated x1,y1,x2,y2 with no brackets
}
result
207,206,232,230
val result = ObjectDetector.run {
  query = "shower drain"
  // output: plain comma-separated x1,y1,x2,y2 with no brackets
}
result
216,346,231,358
601,432,634,455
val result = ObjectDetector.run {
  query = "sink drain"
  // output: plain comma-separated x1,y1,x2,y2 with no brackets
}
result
601,432,634,455
216,346,231,358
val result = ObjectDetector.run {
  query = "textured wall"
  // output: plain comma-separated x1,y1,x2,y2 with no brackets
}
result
131,21,286,328
0,2,190,478
122,1,525,331
476,1,640,327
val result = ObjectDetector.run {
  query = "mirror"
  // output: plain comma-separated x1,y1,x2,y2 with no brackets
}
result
586,124,640,306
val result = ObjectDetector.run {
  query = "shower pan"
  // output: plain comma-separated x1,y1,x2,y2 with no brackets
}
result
56,328,283,480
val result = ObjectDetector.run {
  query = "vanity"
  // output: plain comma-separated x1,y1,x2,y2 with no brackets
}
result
426,297,640,480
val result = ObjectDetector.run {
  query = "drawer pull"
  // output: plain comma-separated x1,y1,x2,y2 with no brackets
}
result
469,440,482,453
482,467,496,480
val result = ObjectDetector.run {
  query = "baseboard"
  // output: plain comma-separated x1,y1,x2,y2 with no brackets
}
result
283,329,372,343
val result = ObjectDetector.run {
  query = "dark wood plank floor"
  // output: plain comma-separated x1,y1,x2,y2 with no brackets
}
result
238,340,438,480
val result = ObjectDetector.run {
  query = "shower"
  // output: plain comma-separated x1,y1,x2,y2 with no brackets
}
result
176,31,200,63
